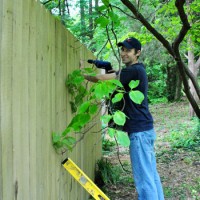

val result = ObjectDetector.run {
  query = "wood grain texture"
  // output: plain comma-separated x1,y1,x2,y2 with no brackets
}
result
0,0,101,199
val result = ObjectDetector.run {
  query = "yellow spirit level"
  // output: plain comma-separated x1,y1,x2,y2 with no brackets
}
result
62,158,110,200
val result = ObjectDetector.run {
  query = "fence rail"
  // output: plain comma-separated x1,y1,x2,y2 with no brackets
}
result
0,1,101,199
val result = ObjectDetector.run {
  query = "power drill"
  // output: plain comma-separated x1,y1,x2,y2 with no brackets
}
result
87,59,113,74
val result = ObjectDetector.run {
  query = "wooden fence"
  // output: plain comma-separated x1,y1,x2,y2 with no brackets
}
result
0,0,101,199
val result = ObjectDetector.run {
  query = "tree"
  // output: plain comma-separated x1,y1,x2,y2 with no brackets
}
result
41,0,200,117
118,0,200,118
186,0,200,117
39,0,200,151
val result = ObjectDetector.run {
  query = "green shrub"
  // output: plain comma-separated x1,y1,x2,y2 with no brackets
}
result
164,118,200,150
95,158,121,186
102,139,116,151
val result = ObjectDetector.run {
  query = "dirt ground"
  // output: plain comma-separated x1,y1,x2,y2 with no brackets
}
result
101,101,200,200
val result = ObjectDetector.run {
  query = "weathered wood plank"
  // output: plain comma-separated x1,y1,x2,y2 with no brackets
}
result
0,0,3,197
28,0,37,199
0,0,14,199
0,0,102,199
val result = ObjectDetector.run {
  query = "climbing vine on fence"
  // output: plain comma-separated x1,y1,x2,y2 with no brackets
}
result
52,67,144,153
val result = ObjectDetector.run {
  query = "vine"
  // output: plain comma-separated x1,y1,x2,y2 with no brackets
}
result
52,1,145,154
52,67,144,153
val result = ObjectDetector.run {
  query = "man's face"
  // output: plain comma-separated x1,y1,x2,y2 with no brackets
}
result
120,46,140,66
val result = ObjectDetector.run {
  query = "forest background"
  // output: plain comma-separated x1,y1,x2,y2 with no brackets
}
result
40,0,200,115
40,0,200,199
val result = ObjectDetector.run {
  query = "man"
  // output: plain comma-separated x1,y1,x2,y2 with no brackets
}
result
83,37,164,200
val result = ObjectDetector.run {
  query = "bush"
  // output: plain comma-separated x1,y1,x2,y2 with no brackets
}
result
95,158,121,186
164,118,200,150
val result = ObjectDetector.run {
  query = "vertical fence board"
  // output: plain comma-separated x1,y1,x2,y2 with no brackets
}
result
36,3,46,200
12,0,30,199
28,0,37,199
0,0,3,198
0,1,14,199
49,15,58,200
0,0,102,199
21,1,30,198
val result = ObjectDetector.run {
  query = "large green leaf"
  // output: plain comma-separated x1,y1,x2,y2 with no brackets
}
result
108,128,115,138
129,80,139,89
116,130,130,147
68,113,91,131
129,90,144,104
102,0,110,7
95,16,109,28
101,114,112,124
112,93,123,103
78,101,90,114
89,104,98,115
94,82,110,99
113,111,126,126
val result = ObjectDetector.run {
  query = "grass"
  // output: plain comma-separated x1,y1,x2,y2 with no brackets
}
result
97,100,200,200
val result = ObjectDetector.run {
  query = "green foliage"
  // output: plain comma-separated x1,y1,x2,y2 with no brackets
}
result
96,158,121,185
164,118,200,150
128,80,144,104
115,129,130,147
113,111,126,126
53,67,145,152
146,63,168,103
43,0,200,151
102,138,116,151
65,69,87,113
111,93,123,103
41,0,200,108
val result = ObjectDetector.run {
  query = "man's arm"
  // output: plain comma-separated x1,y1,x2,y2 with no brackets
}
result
83,73,117,83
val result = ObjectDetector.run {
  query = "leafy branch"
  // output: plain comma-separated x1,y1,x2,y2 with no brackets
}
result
119,0,200,118
52,67,144,153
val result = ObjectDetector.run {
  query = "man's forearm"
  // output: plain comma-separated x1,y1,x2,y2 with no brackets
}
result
83,73,117,83
83,74,99,83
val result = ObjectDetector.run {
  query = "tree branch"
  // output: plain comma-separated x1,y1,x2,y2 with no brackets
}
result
105,26,120,63
184,63,200,99
172,0,191,53
111,5,137,19
120,0,174,56
120,0,200,117
176,59,200,118
195,57,200,69
172,0,200,100
41,0,52,5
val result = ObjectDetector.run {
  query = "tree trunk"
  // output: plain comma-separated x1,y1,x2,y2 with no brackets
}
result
188,37,199,117
175,70,182,101
166,63,182,102
80,0,86,42
95,0,99,9
166,64,177,102
88,0,93,39
186,0,200,117
120,0,200,118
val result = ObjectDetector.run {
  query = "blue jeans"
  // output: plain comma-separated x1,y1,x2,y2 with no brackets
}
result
129,129,164,200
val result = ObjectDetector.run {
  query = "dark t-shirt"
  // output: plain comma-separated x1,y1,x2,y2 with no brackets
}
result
118,63,153,133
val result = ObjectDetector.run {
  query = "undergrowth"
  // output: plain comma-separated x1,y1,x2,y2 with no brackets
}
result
163,117,200,150
96,102,200,200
